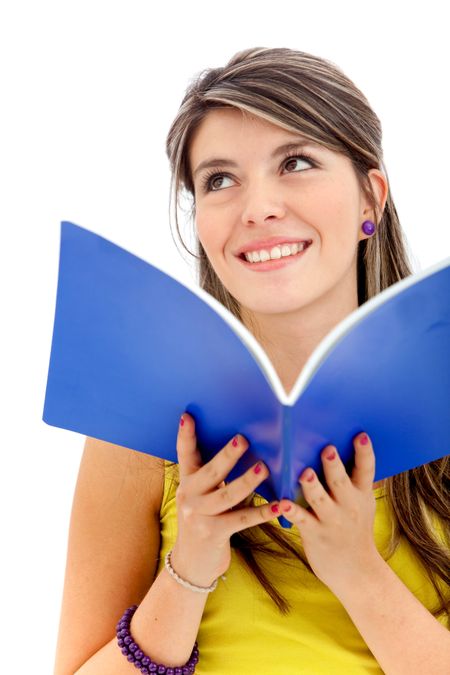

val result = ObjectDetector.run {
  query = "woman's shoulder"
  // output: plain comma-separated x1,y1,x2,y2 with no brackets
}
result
82,436,166,516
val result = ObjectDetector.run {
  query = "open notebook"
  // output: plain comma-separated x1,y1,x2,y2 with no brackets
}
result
43,221,450,528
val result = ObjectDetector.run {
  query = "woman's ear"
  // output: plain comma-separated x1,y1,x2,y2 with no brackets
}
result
366,168,389,222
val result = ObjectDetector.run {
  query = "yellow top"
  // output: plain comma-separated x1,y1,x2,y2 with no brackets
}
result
156,460,448,674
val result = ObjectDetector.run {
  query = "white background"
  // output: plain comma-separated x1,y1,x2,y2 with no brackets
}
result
1,1,448,671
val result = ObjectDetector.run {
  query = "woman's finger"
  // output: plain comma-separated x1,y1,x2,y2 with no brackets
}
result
320,444,353,504
176,413,249,492
193,458,269,515
190,430,250,494
296,466,336,521
350,433,376,492
176,412,204,478
279,499,318,529
220,499,282,537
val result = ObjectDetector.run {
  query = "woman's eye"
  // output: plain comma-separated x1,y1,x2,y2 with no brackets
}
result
199,170,231,193
282,154,314,173
207,174,233,192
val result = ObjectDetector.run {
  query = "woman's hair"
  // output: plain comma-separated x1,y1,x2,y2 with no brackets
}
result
164,47,450,620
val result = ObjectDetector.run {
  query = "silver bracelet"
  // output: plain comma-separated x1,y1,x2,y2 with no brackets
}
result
164,549,226,593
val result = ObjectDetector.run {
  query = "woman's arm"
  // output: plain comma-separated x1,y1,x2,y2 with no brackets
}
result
333,551,450,675
53,437,208,674
74,565,209,673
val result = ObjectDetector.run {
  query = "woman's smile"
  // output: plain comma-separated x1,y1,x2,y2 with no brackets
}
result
235,240,313,272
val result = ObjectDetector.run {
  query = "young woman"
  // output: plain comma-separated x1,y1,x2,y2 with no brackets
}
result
54,47,450,675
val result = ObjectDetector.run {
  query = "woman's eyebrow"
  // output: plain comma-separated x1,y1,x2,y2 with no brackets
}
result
193,138,322,179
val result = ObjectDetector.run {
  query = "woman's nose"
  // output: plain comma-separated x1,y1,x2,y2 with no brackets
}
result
239,178,286,224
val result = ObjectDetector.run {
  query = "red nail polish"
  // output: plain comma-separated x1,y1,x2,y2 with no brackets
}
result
325,450,336,460
271,504,279,513
360,434,369,445
232,436,239,447
282,503,292,512
254,463,262,474
180,415,185,427
303,470,315,482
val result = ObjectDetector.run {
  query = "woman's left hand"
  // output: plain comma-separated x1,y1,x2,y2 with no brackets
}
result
279,432,381,595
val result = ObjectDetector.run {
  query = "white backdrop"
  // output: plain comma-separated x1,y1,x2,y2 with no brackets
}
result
1,1,448,671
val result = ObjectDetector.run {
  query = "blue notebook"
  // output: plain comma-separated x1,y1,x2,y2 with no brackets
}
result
43,221,450,528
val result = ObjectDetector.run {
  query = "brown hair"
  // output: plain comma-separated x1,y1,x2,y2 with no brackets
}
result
164,47,450,619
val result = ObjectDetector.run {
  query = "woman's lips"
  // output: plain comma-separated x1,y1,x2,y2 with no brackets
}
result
236,242,312,272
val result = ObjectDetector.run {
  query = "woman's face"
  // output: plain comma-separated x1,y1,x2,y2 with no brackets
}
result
189,107,386,318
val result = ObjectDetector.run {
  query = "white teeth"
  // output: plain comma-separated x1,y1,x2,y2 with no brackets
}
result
257,250,271,262
244,241,309,263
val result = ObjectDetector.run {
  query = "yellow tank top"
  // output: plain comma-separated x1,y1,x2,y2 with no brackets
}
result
156,460,448,674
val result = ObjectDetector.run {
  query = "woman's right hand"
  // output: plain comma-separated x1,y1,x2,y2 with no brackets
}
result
170,412,280,588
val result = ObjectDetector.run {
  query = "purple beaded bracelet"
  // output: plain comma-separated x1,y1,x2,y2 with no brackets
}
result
116,604,199,674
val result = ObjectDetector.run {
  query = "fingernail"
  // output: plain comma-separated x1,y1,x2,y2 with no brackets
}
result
325,449,336,460
303,470,315,482
232,436,239,447
180,415,185,427
360,434,369,445
271,503,279,513
282,503,292,512
253,462,262,474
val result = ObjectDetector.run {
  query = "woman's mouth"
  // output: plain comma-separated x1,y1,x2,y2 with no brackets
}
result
236,241,312,272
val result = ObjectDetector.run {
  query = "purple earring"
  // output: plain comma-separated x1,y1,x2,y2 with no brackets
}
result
362,220,376,236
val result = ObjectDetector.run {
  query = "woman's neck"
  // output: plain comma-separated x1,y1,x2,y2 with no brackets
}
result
247,299,359,396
